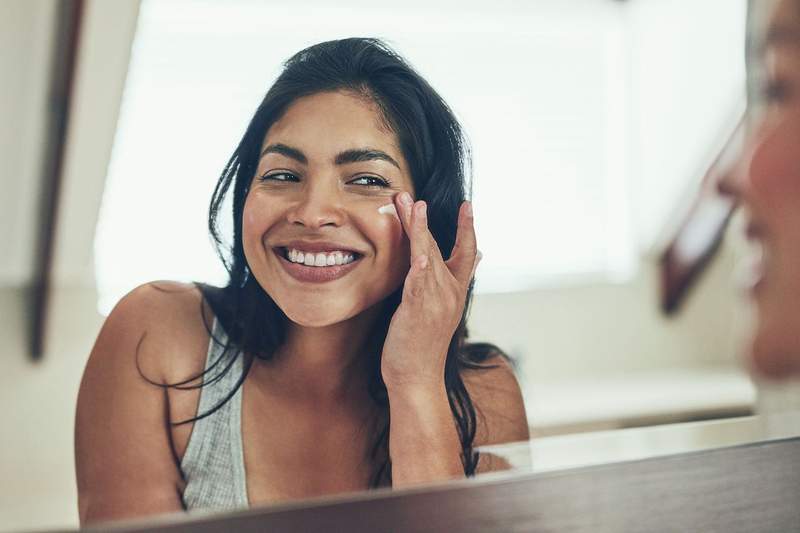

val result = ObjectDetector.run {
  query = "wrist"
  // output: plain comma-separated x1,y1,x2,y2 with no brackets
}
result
384,379,447,406
381,357,446,394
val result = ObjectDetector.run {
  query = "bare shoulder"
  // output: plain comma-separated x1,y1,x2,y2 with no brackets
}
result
102,280,212,381
75,280,212,524
461,352,530,473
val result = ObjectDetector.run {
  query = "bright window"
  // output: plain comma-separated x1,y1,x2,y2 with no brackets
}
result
95,0,745,314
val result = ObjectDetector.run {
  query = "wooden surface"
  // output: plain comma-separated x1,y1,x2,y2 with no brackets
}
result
80,436,800,533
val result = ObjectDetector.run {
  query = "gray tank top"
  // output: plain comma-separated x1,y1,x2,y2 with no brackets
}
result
180,318,250,511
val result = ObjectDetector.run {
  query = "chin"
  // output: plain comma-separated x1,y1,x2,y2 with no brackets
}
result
278,295,372,327
749,317,800,380
282,307,351,328
272,283,394,328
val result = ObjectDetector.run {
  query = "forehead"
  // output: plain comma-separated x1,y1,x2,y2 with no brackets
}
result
263,91,401,158
764,0,800,50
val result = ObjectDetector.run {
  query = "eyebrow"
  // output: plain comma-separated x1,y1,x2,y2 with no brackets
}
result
260,143,401,170
335,148,401,169
260,143,307,164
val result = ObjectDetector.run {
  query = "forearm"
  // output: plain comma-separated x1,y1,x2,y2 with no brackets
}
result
386,383,465,488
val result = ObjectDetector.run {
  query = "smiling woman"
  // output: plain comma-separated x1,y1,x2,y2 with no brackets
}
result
74,37,529,525
720,0,800,378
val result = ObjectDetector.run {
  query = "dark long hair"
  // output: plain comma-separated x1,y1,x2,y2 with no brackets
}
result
157,37,508,488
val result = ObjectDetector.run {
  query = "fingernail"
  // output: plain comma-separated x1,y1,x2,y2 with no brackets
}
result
400,192,413,206
466,201,473,217
417,202,427,220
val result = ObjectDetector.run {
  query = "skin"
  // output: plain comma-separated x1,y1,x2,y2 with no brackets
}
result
721,0,800,378
75,90,529,525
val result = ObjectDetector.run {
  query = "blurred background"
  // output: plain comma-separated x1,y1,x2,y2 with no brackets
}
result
3,0,799,531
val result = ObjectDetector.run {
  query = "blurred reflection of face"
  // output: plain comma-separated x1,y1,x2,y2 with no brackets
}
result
241,90,414,327
729,0,800,377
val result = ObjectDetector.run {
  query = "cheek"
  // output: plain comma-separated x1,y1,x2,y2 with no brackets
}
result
241,195,259,244
750,307,800,379
363,206,409,270
242,192,279,249
242,197,256,236
747,116,800,212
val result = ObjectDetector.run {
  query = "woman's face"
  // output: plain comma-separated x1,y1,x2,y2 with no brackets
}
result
728,0,800,377
242,90,414,327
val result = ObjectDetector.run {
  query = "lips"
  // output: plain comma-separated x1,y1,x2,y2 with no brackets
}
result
272,247,362,283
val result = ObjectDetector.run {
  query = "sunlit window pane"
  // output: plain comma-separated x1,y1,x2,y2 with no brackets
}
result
95,0,744,314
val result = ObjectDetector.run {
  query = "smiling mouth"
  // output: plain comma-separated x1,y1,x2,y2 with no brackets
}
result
277,247,363,266
272,247,363,283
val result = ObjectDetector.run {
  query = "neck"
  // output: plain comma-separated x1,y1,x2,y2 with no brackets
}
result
253,303,386,404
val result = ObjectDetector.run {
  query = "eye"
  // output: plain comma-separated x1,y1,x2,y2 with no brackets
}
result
761,79,790,105
348,175,392,187
260,171,299,182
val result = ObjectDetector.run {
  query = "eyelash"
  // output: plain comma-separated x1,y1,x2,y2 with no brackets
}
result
351,175,394,187
761,79,789,104
259,172,393,188
259,172,297,183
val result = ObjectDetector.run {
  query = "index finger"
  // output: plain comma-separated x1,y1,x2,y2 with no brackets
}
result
445,200,478,285
394,192,414,234
394,192,439,261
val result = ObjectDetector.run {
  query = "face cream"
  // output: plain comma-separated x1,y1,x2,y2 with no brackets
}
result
378,203,399,218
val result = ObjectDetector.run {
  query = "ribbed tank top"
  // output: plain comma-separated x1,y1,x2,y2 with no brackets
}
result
180,318,249,511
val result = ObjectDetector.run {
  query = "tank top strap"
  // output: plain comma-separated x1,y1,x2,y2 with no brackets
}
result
180,316,249,511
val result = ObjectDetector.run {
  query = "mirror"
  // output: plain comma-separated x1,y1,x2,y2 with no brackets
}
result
4,0,800,531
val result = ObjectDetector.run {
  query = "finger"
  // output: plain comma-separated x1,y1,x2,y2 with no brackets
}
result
445,201,478,285
395,193,445,268
402,253,430,302
394,192,415,237
411,200,445,264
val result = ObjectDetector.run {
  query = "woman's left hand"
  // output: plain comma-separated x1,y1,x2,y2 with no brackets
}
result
380,191,481,393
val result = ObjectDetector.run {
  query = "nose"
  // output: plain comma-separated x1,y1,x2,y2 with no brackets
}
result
715,114,749,200
285,179,345,229
716,166,744,198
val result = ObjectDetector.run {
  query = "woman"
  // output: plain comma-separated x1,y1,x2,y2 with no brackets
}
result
722,0,800,378
75,38,529,525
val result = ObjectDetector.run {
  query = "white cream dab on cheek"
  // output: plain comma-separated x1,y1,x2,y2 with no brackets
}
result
378,203,399,218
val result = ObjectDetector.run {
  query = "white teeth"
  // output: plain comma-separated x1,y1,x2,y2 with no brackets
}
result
284,248,358,267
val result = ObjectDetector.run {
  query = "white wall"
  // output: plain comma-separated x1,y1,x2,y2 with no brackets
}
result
0,0,55,287
0,288,102,531
470,244,743,383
